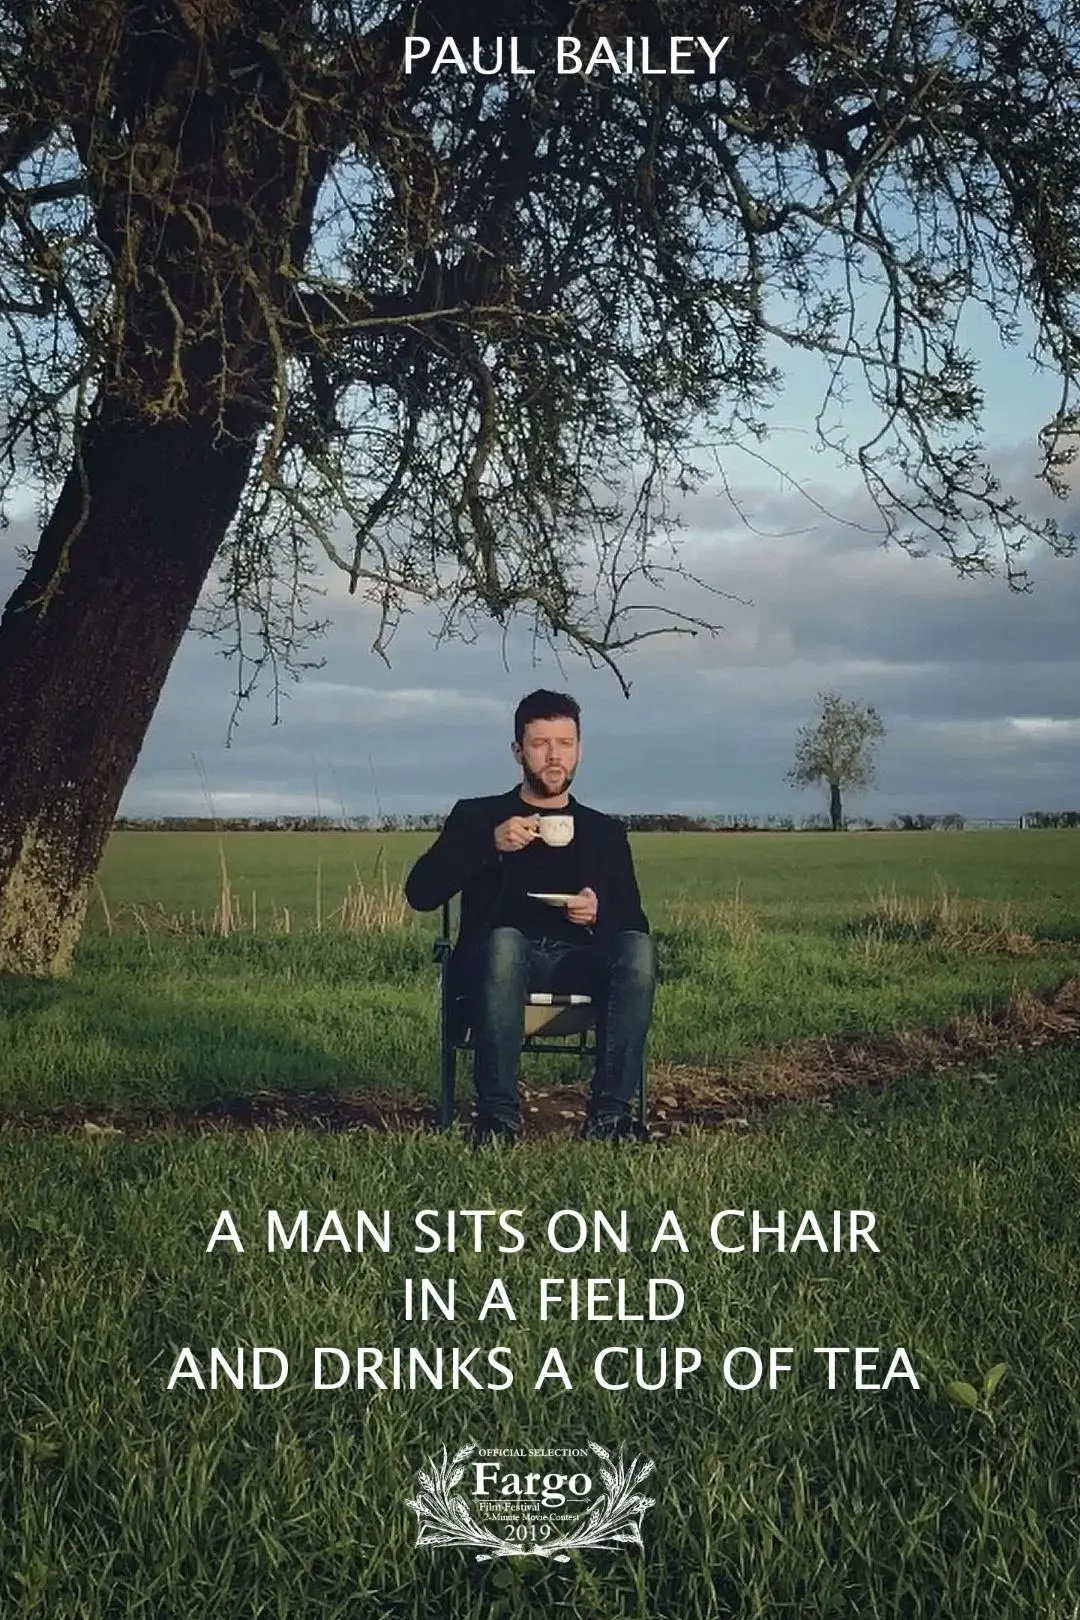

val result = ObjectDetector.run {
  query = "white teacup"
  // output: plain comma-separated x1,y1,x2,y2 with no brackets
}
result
537,814,574,846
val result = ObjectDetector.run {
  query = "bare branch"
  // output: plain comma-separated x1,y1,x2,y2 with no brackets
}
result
1,0,1079,712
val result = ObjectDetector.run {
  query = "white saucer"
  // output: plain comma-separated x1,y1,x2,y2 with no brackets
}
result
527,892,578,907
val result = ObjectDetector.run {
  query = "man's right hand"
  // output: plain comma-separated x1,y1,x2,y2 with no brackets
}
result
494,814,541,853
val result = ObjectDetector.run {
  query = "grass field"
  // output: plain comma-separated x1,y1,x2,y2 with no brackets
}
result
0,829,1077,1112
2,830,1079,1618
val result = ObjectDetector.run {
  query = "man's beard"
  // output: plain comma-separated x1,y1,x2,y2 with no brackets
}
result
522,762,576,799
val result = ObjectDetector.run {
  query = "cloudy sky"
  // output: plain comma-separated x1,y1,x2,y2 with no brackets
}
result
2,332,1078,824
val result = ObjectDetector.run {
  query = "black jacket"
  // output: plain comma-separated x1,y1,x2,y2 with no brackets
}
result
405,786,649,997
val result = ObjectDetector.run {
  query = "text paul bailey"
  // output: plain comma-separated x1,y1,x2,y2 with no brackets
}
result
404,36,731,76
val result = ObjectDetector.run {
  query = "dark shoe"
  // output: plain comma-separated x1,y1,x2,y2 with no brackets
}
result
471,1117,522,1148
580,1112,641,1143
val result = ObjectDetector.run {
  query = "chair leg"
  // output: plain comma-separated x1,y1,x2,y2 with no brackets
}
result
439,1033,457,1130
438,974,457,1130
437,1023,459,1127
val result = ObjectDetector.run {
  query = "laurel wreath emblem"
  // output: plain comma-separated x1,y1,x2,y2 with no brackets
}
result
405,1440,655,1561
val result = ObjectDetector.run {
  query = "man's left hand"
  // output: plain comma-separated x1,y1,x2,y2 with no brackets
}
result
565,887,598,926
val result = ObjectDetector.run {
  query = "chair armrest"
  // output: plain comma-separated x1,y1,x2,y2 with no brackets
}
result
432,898,453,966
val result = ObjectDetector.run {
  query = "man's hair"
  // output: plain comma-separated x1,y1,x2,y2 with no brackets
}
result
514,689,581,744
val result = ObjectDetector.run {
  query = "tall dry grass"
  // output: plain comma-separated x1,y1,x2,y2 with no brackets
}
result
95,843,410,938
854,883,1037,957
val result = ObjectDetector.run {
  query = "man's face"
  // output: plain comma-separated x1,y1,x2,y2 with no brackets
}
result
513,716,581,799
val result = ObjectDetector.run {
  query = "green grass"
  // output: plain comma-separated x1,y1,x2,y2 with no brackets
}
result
3,830,1079,1617
1,830,1077,1112
87,829,1080,935
2,1050,1079,1618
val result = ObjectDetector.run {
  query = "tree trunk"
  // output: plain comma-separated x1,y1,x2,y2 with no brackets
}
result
0,406,256,977
829,781,843,831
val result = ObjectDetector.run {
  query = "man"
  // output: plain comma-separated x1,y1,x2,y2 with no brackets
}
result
405,689,657,1144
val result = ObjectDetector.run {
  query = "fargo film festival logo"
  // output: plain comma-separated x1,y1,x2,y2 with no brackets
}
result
407,1441,656,1562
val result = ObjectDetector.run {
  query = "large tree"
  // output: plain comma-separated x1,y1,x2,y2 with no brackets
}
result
1,1,1079,976
787,691,887,829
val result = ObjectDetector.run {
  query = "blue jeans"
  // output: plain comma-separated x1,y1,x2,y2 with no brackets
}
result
470,928,657,1129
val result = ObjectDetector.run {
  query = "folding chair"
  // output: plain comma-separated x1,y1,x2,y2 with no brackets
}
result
432,899,648,1132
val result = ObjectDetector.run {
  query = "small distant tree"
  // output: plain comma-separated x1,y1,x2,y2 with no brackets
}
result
787,693,886,831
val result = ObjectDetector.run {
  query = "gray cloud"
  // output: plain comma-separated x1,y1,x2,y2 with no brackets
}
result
2,440,1078,821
